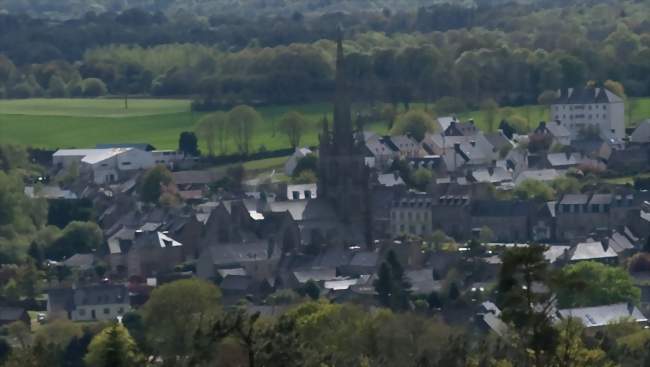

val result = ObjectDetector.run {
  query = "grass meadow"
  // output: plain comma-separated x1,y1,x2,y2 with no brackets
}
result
0,97,648,154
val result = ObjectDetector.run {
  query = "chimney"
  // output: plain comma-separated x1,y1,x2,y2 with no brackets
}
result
628,302,635,315
470,140,476,147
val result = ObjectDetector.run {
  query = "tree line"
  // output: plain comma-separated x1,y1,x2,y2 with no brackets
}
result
1,1,650,108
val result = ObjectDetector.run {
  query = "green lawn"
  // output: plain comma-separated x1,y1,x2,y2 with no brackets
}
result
0,98,190,117
1,97,649,152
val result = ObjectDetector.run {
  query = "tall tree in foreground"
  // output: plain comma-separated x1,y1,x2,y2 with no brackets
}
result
374,250,411,311
229,105,261,155
142,278,222,364
497,245,557,367
84,323,142,367
279,111,307,149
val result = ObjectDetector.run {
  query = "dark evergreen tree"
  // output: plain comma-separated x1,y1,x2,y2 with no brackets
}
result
301,280,320,300
178,131,200,156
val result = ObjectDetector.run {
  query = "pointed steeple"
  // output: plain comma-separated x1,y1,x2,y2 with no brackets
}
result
332,25,353,155
319,114,330,149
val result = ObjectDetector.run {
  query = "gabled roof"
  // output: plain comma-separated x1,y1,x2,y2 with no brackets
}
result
557,303,646,328
569,241,617,261
62,254,95,269
560,194,590,205
54,148,130,165
630,121,650,143
545,120,571,138
554,87,623,104
205,241,274,266
546,152,582,167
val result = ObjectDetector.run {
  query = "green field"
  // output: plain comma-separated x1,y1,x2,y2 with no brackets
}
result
1,98,648,152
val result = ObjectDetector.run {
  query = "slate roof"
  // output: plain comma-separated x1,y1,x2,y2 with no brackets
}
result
73,284,129,306
62,254,95,269
546,153,582,167
607,231,635,253
545,120,572,138
569,241,617,261
589,194,613,205
220,275,253,292
630,121,650,143
173,170,221,186
560,194,590,205
293,268,338,284
205,241,275,267
349,251,379,268
554,87,623,104
544,246,570,264
0,307,27,323
484,131,513,151
557,303,646,327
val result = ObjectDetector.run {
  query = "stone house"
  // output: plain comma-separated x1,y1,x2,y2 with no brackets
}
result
47,284,130,322
555,193,636,241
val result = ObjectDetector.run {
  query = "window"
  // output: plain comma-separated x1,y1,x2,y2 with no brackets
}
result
103,308,110,315
407,212,412,220
409,225,415,234
399,224,405,232
604,204,610,213
292,191,300,200
592,204,599,213
399,212,404,220
121,161,132,166
78,309,86,316
118,307,124,314
415,212,420,221
421,225,427,233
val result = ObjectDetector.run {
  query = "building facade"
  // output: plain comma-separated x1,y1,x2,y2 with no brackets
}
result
550,87,625,140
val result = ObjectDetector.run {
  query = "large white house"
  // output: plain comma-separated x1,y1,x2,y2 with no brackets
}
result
53,147,182,184
550,87,625,140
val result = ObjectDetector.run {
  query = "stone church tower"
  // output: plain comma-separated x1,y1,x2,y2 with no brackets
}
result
318,28,372,245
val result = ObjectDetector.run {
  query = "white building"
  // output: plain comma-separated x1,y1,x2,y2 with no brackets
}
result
53,147,181,184
550,87,625,140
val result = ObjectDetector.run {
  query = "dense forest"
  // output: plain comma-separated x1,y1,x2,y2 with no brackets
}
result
0,0,649,108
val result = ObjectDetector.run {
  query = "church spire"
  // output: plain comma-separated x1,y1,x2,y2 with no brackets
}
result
332,25,353,155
